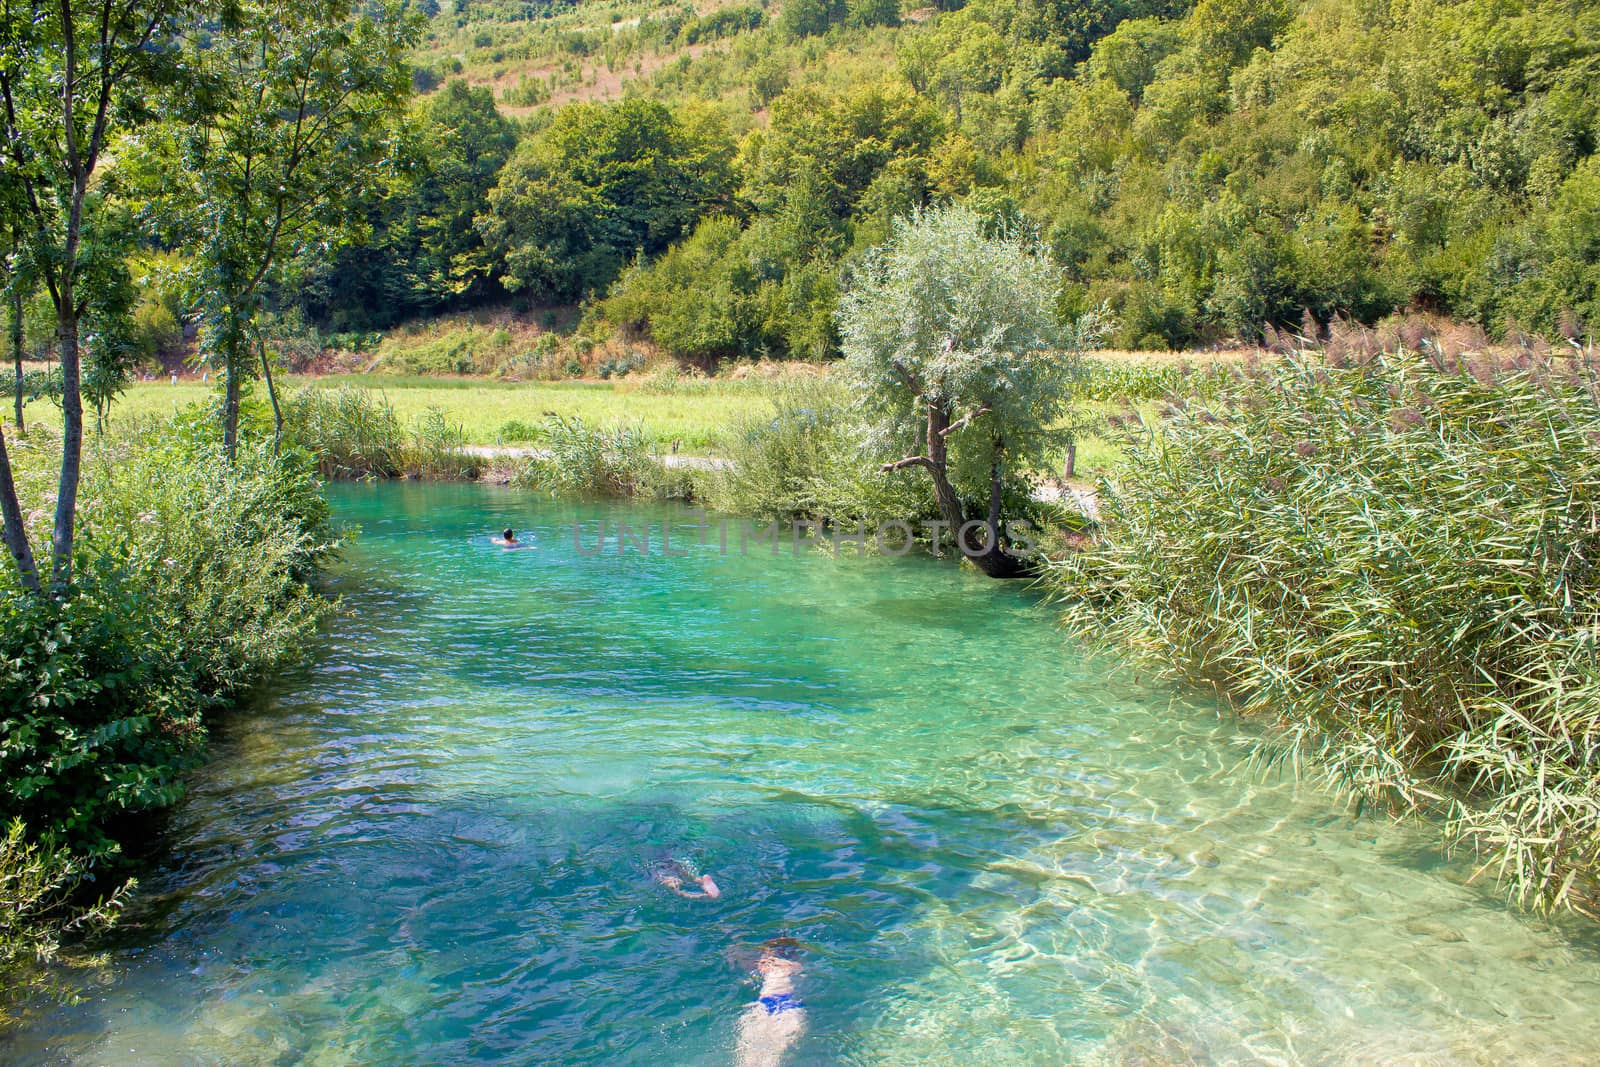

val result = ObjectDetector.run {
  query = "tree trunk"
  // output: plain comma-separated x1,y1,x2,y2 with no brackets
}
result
0,422,40,592
259,329,283,454
10,278,22,435
51,317,83,591
1064,439,1076,480
922,404,1032,580
222,339,243,460
965,437,1030,579
924,400,966,535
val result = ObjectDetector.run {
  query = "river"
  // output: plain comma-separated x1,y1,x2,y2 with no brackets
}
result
10,482,1600,1064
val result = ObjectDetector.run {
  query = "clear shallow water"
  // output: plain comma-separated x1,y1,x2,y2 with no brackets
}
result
11,482,1600,1065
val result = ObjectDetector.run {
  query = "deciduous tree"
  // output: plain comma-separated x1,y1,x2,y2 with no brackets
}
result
0,0,180,592
158,0,418,455
840,205,1095,578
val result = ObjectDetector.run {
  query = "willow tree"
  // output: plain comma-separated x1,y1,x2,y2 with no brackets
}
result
839,205,1095,578
163,0,417,456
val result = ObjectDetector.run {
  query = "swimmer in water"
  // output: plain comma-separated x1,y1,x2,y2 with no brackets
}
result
491,527,525,548
735,938,806,1067
651,858,720,899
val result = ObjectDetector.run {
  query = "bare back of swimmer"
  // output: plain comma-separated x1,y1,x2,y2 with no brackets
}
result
492,527,531,548
735,939,806,1067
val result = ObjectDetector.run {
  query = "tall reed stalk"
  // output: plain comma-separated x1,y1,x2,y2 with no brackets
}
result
1050,348,1600,915
280,386,482,481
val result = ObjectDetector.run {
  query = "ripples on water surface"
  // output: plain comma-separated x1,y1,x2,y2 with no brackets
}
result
11,482,1600,1065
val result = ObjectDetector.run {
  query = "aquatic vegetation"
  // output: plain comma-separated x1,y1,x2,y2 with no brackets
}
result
1051,347,1600,914
0,821,128,1029
280,386,484,481
511,415,661,497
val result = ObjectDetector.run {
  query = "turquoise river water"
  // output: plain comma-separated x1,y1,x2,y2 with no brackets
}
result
10,482,1600,1065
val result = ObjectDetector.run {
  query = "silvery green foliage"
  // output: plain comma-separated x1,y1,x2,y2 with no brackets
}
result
839,205,1100,488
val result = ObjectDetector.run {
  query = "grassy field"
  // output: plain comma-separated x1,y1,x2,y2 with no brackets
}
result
30,374,781,454
8,362,1176,477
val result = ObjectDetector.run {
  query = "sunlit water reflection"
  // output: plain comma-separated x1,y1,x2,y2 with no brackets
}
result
9,483,1600,1065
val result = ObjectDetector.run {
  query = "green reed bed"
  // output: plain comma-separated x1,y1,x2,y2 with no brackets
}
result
509,415,662,498
1051,348,1600,915
280,386,483,481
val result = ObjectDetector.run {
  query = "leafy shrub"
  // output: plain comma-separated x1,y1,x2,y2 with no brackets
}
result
677,4,762,45
0,425,338,857
597,351,646,379
0,821,127,1028
496,418,541,443
0,417,339,1018
705,378,933,525
511,416,660,497
1050,349,1600,914
280,386,483,481
0,570,198,858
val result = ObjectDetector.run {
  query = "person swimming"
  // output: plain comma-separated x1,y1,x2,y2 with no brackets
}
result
492,527,527,548
651,857,720,899
735,938,806,1067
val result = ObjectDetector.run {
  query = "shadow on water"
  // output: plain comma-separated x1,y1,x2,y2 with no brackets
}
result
14,786,1036,1065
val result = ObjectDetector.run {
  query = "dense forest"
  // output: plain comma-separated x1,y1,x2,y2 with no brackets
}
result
253,0,1600,359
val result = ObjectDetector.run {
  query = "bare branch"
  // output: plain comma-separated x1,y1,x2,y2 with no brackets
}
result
881,455,936,473
941,404,991,437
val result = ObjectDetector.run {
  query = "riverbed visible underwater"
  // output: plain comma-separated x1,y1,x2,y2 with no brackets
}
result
11,482,1600,1065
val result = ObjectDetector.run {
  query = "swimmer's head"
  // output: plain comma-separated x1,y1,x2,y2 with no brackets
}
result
503,528,515,541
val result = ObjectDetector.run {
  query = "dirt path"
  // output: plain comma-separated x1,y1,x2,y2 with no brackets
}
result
463,445,733,471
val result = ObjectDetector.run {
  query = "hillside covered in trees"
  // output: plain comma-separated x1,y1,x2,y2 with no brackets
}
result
286,0,1600,358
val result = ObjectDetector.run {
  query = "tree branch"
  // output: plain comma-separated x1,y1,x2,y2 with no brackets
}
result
881,455,936,473
940,403,991,437
890,359,922,394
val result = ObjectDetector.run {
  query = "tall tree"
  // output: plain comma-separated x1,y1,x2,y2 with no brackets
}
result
0,0,179,593
840,206,1092,578
480,99,736,303
298,77,517,328
163,0,418,455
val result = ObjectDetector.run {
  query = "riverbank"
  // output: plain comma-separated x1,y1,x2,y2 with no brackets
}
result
0,419,339,1026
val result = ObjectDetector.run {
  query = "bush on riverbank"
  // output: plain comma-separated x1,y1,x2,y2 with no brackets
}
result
1050,348,1600,914
281,386,484,480
703,378,934,526
509,415,685,498
0,822,128,1028
0,419,338,1019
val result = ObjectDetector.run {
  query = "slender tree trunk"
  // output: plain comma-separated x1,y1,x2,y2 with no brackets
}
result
0,422,40,592
924,400,966,537
259,329,283,454
51,314,83,591
1064,439,1076,480
968,437,1029,579
10,284,22,434
222,339,243,460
